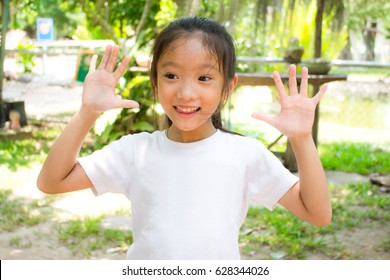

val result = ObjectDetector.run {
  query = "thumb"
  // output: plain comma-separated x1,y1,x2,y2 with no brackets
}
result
251,112,275,126
312,83,328,104
113,99,140,109
88,54,98,72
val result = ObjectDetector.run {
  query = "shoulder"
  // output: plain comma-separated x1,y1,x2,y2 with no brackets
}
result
219,131,282,166
93,131,164,159
111,130,163,145
219,130,267,151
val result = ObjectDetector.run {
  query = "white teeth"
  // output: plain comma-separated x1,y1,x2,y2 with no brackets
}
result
175,106,199,113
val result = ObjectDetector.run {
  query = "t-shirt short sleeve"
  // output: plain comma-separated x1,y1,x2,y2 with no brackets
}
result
77,135,133,198
245,139,299,210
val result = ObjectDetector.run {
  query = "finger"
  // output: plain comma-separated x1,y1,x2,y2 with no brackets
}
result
312,84,328,105
252,112,276,127
106,45,120,72
89,54,98,72
97,45,112,70
288,64,298,95
272,71,287,100
300,66,309,97
113,56,131,82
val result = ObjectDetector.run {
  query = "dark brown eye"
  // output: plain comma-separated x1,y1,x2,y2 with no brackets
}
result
199,76,211,81
165,74,177,79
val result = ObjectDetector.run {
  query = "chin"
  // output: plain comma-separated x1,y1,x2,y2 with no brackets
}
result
172,122,203,132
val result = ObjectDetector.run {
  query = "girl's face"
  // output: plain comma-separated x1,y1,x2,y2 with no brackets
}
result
157,36,230,142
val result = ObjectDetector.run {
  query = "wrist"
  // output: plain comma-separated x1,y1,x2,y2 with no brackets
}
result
78,106,100,122
288,134,315,150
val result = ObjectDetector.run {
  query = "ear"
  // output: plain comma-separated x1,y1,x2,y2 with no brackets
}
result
226,74,238,99
230,74,238,92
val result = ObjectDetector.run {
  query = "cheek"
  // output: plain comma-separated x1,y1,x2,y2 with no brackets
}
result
200,94,223,115
156,81,169,101
208,87,225,105
157,89,174,113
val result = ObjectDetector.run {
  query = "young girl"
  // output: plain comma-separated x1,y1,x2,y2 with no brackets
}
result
37,16,331,260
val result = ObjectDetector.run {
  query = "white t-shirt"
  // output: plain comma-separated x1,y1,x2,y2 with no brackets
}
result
78,130,298,259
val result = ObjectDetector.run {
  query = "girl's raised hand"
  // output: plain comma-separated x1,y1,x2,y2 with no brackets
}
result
81,45,139,117
252,64,327,139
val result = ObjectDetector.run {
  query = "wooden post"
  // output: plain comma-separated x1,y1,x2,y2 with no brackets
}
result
314,0,324,59
284,140,297,172
312,84,321,145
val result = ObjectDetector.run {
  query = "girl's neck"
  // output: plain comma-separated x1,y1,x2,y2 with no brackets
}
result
167,121,217,143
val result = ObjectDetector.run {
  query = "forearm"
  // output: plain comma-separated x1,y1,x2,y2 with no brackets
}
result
290,135,332,225
37,108,99,193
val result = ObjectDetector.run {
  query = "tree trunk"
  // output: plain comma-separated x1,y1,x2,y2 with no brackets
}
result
363,20,377,61
338,36,352,60
128,0,153,54
314,0,325,58
175,0,201,17
188,0,201,16
251,0,262,58
134,0,153,37
226,0,240,32
1,0,11,128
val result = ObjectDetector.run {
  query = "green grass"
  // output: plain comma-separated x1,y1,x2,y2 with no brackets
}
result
0,189,54,231
378,238,390,253
0,122,59,170
234,125,390,175
319,142,390,175
57,216,133,257
0,137,50,170
240,206,330,259
9,236,33,249
240,182,390,259
0,122,94,171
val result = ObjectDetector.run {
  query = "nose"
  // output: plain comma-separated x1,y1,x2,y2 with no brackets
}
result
177,80,196,101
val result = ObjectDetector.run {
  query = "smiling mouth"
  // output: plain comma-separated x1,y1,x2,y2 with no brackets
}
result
174,106,201,114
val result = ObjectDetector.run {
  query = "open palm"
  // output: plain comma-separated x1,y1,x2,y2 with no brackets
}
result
252,64,327,139
82,45,139,115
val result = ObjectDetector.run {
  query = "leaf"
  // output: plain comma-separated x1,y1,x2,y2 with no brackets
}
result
132,121,155,132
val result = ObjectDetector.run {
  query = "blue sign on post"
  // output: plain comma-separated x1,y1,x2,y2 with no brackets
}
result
36,18,54,41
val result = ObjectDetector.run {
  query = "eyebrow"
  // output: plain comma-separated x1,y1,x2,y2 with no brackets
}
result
160,61,219,72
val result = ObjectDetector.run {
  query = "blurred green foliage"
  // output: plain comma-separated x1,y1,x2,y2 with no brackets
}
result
16,41,36,73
